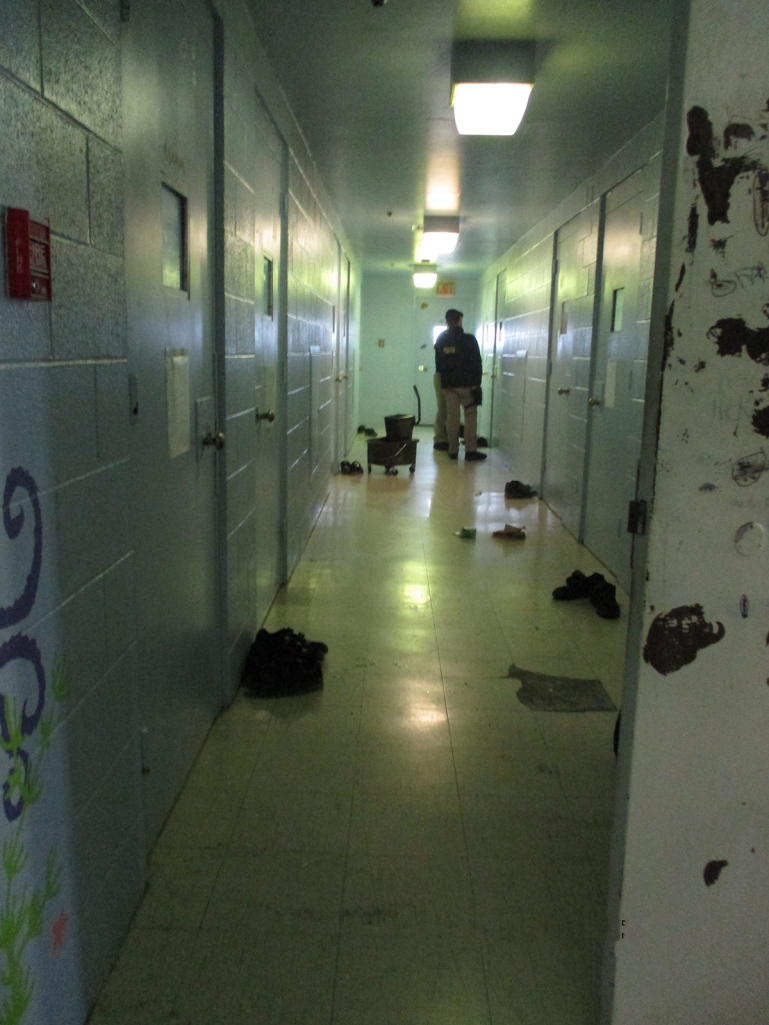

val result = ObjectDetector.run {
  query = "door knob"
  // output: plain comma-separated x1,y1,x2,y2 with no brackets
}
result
335,376,344,382
201,430,225,450
557,387,570,395
256,409,275,423
588,397,601,407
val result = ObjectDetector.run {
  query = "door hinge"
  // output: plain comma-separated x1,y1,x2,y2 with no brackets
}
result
627,499,647,536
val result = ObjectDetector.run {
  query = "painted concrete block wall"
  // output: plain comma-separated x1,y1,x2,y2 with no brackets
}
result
0,2,361,1021
478,116,666,494
0,1,142,1021
222,28,260,692
285,157,338,573
605,1,769,1020
497,238,553,486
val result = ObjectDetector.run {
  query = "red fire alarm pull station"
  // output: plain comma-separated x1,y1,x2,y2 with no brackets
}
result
5,207,52,301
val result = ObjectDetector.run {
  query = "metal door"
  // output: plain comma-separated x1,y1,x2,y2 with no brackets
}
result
124,0,222,846
542,204,600,538
334,250,350,463
583,157,661,591
253,98,285,623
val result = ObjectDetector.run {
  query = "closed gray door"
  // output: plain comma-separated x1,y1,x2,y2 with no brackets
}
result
253,99,285,624
124,0,221,846
583,157,661,591
543,204,600,538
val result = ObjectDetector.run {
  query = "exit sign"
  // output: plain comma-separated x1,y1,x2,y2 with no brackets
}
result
436,281,455,297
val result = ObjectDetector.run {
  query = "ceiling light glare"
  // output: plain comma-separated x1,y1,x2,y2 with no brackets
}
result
450,40,535,136
421,215,460,256
413,264,438,289
452,82,532,136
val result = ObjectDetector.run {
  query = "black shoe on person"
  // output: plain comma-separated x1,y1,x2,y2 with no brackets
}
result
433,442,449,451
465,451,487,461
448,452,459,460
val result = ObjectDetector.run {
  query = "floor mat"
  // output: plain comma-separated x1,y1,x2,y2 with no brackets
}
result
509,663,617,712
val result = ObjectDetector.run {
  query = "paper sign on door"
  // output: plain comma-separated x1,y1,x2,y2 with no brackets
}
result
166,347,191,458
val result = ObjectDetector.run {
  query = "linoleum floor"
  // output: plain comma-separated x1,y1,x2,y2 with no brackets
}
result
89,428,627,1025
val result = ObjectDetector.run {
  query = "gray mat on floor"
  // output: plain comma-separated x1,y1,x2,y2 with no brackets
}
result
508,663,617,712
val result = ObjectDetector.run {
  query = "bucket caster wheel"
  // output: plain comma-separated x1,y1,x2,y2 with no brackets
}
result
409,465,415,473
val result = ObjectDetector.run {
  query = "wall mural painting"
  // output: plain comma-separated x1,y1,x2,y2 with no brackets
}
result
0,467,68,1025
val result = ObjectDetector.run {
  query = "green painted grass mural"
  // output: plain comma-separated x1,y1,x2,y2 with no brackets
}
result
0,467,69,1025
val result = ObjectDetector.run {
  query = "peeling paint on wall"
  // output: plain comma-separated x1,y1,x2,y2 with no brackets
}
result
686,106,764,225
643,604,725,675
703,859,728,886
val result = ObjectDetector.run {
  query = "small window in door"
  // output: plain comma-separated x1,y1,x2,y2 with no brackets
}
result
263,256,274,319
611,287,625,333
162,184,188,291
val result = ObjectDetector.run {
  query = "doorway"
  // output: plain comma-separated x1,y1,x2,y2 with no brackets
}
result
543,203,601,539
123,0,223,846
583,157,661,591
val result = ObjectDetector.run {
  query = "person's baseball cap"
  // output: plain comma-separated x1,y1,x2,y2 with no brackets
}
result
445,308,463,323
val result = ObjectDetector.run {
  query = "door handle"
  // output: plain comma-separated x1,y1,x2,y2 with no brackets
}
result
256,409,275,423
201,430,225,450
588,397,601,407
557,387,570,395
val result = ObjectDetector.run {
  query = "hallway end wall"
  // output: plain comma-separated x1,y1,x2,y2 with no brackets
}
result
359,274,479,432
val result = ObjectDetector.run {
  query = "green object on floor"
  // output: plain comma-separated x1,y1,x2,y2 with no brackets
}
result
455,526,476,539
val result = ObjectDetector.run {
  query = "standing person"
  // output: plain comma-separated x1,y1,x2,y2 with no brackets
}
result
433,336,449,450
434,309,487,461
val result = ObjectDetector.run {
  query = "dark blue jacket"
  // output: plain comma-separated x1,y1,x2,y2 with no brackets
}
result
435,325,483,389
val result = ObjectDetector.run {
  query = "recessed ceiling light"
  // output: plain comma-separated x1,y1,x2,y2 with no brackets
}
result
451,40,535,136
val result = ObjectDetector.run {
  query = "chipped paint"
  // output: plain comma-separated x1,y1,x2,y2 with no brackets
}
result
686,106,762,225
703,859,728,886
642,604,725,675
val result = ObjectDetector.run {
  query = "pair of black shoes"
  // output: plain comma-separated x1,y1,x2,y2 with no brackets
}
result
552,570,620,620
505,480,537,499
241,627,328,697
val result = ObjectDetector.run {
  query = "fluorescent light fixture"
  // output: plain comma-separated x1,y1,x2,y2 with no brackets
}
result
451,40,535,136
421,215,460,256
413,263,438,289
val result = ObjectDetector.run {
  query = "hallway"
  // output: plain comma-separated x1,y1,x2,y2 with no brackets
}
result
89,429,627,1025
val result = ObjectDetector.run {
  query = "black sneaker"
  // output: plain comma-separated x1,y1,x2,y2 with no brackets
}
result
433,442,449,451
590,581,621,619
448,452,459,460
505,480,537,499
465,451,487,461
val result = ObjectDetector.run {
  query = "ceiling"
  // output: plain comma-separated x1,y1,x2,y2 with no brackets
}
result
247,0,672,279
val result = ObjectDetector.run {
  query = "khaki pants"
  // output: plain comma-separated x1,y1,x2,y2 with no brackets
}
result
433,372,447,444
444,387,477,455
